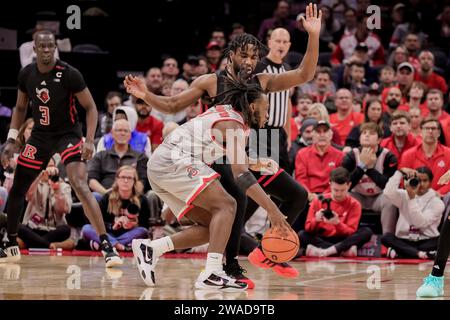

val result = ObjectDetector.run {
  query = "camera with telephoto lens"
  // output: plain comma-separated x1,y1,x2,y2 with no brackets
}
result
318,194,334,220
401,172,420,188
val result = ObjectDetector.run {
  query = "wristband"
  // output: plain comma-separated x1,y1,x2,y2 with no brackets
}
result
7,129,18,141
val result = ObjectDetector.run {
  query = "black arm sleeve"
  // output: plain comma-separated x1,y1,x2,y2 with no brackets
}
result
341,151,364,190
365,151,398,189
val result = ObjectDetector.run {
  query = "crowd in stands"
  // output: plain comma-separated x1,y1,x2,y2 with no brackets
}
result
1,0,450,260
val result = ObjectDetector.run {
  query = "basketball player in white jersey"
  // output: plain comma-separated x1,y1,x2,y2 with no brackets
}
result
132,78,292,291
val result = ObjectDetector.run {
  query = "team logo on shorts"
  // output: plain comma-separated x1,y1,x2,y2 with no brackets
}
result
36,87,50,104
186,166,199,178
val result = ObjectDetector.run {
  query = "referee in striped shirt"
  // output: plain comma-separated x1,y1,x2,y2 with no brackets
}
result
252,27,293,172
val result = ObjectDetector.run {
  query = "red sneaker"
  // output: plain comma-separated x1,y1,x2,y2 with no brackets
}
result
248,247,299,278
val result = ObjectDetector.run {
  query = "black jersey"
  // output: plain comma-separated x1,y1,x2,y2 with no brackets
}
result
18,60,86,133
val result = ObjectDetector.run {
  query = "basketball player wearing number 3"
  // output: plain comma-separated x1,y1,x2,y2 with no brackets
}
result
0,30,122,267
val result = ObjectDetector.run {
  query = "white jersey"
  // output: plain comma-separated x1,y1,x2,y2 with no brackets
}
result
163,104,245,165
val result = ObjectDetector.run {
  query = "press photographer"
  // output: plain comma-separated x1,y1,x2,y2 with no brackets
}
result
381,167,445,259
299,167,373,257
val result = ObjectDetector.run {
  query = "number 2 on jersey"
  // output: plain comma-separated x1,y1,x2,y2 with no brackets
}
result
39,106,50,125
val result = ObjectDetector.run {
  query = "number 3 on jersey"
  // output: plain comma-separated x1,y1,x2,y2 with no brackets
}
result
39,106,50,125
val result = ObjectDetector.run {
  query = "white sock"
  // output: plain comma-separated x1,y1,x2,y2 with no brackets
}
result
150,236,174,257
205,252,223,273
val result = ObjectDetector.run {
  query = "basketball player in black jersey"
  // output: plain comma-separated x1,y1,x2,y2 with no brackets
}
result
0,30,122,267
125,3,321,288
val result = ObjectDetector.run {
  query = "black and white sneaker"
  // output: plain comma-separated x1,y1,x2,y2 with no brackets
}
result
195,270,248,292
100,241,123,268
0,246,20,263
132,239,159,286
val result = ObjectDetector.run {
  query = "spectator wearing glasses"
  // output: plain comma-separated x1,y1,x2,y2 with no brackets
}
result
81,165,150,251
400,118,450,196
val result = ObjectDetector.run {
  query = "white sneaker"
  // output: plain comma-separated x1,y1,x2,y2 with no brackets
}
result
305,245,326,257
132,239,160,286
194,270,248,292
0,246,21,263
341,245,358,258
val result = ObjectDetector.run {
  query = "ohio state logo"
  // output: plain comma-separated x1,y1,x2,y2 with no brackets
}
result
186,165,199,178
36,87,50,104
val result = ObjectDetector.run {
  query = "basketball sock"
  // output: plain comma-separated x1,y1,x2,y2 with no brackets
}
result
205,253,223,273
151,236,174,257
431,217,450,277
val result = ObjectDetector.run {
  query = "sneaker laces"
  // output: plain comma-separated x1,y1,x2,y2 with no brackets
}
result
423,275,442,287
225,262,248,277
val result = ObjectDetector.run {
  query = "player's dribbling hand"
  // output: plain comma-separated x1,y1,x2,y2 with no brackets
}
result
268,209,291,237
298,3,322,36
81,140,95,161
124,75,147,100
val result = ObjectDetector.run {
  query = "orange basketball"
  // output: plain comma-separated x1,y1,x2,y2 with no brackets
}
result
261,227,300,263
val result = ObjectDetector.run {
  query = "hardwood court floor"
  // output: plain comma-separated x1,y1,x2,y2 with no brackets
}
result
0,254,447,300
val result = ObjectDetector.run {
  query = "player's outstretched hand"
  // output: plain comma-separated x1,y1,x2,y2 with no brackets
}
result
124,75,147,100
298,3,322,36
81,140,95,161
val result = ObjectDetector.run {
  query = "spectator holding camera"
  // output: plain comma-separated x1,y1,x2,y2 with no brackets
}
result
382,167,444,259
17,156,74,250
299,167,373,257
82,166,150,251
400,118,450,196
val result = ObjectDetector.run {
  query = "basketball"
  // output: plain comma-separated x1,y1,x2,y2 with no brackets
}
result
261,227,300,263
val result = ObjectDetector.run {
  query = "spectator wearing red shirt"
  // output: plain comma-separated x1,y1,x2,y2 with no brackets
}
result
134,99,163,151
426,89,450,123
300,167,373,257
381,62,415,109
295,121,344,198
381,110,419,164
400,118,450,196
406,81,428,116
331,20,385,67
330,89,364,143
415,51,448,94
300,67,335,105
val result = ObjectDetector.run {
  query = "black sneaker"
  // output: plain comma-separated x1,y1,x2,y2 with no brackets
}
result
100,240,123,268
224,261,255,289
